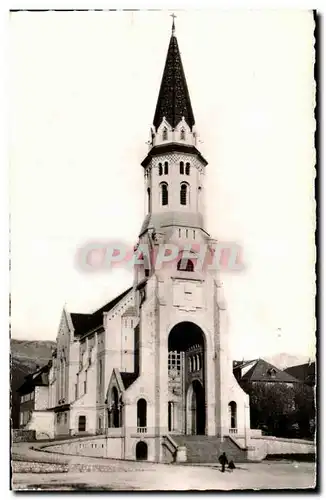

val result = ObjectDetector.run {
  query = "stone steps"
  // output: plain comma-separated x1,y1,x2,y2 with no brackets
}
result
173,435,249,464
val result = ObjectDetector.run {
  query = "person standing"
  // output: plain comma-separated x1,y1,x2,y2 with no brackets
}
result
218,452,228,473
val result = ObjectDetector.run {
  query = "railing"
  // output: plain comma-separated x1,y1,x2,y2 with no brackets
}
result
229,428,238,435
137,427,147,434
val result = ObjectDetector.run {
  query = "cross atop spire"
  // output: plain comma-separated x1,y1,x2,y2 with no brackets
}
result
170,13,176,36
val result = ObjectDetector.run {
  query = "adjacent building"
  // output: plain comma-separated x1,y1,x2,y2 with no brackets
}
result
17,362,54,439
284,361,315,387
233,359,301,387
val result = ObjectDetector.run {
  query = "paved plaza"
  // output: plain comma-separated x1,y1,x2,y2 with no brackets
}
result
11,443,316,491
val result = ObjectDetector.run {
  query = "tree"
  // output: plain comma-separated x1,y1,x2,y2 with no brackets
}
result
241,382,314,438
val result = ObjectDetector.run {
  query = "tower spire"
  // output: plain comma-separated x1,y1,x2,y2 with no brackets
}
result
153,17,195,130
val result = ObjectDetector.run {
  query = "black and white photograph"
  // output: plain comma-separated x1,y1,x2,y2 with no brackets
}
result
9,7,316,491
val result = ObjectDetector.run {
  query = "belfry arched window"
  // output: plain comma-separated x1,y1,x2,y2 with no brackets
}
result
161,183,168,206
158,163,163,176
185,162,190,175
180,161,184,175
162,127,168,141
180,183,188,206
177,259,194,272
180,128,185,140
164,162,169,175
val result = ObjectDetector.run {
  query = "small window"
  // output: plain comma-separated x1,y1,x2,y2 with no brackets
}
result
84,372,87,394
158,163,163,176
185,163,190,175
178,228,181,237
78,415,86,432
180,128,185,140
164,162,169,175
99,360,103,386
147,187,151,213
186,229,188,238
162,127,168,141
64,413,67,424
177,259,194,272
179,161,184,174
193,230,195,239
161,183,168,206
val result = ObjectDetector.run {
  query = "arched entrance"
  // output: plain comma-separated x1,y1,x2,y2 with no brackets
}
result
135,441,148,460
168,322,206,435
186,380,206,435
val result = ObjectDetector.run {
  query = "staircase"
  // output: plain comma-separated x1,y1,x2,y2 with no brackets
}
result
172,435,249,464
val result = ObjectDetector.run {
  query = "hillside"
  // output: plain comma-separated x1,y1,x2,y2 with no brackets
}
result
10,339,55,429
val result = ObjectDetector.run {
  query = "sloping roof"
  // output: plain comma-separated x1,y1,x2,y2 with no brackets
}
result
284,362,315,386
17,362,51,394
139,210,206,236
120,372,138,390
240,358,301,384
141,143,208,168
70,287,132,337
153,30,195,129
233,360,256,370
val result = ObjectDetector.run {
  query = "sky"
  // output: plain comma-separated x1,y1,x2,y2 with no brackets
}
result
9,10,315,359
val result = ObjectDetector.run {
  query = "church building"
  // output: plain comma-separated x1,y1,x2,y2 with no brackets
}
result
19,18,252,462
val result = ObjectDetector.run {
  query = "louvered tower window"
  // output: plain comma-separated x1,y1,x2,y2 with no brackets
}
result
161,183,168,206
180,183,188,205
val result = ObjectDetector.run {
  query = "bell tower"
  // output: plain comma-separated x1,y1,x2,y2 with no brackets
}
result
138,17,208,262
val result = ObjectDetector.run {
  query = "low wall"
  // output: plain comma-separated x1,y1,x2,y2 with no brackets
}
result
236,436,315,461
42,435,123,459
12,429,36,442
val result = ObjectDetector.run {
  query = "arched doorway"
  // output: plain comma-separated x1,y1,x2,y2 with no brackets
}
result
187,380,206,435
135,441,148,460
168,322,206,435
